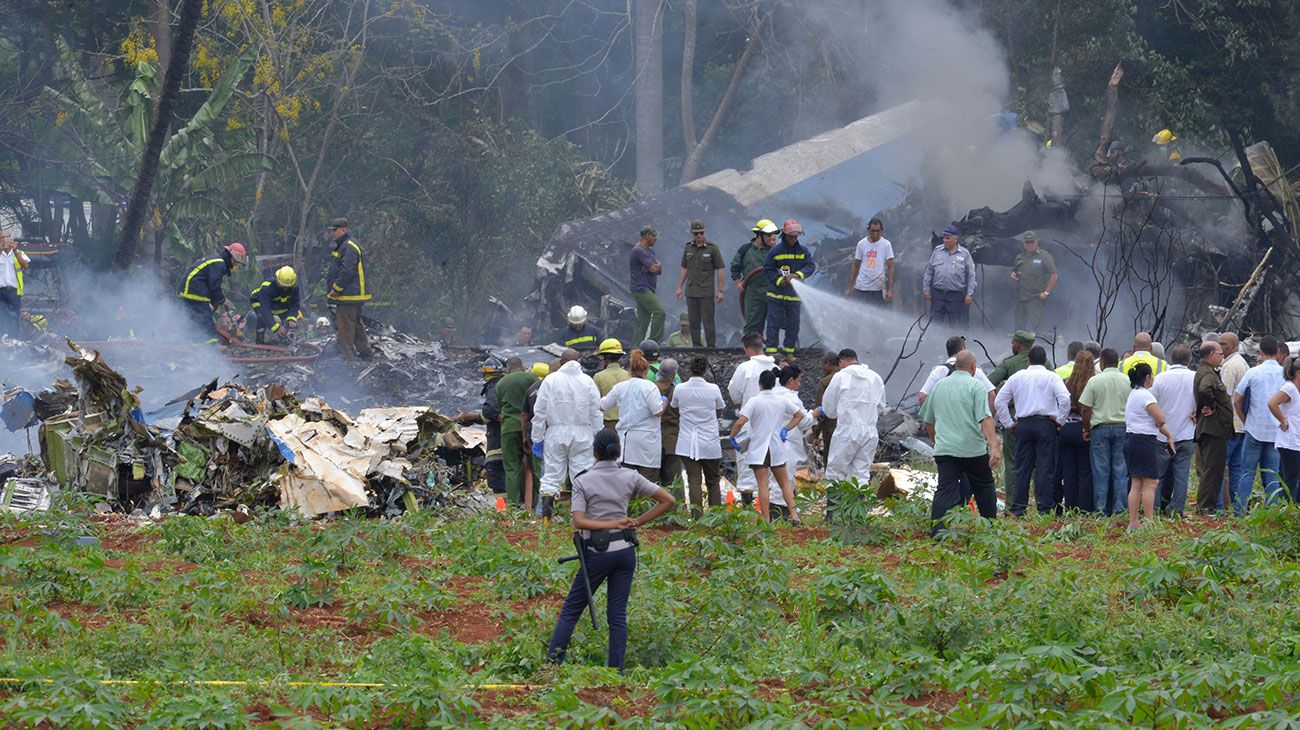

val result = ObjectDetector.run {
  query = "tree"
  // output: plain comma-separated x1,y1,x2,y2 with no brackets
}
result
634,0,664,194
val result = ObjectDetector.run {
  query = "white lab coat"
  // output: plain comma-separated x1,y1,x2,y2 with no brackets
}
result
821,363,886,481
532,361,603,496
774,384,810,469
738,389,803,467
727,354,776,491
600,377,664,468
672,377,725,460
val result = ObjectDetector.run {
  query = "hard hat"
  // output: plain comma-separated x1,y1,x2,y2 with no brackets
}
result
225,242,248,265
597,338,624,356
781,219,803,236
29,314,47,332
275,266,297,287
315,316,330,328
530,362,550,379
1168,150,1182,161
638,339,660,359
1152,129,1177,145
481,355,506,375
566,305,588,326
753,218,779,234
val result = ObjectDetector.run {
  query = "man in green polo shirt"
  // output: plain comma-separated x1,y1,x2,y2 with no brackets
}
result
495,358,538,507
920,351,1002,537
1079,348,1130,515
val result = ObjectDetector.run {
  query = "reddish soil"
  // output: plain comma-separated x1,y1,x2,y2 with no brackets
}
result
448,575,486,600
503,530,542,548
776,527,831,545
0,525,35,546
474,688,539,718
146,560,198,574
285,601,374,641
99,528,154,553
901,689,965,714
576,686,654,717
46,602,113,629
397,555,436,571
510,594,565,615
417,605,502,644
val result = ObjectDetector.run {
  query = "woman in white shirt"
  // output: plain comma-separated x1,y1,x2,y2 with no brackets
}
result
671,356,726,516
1267,357,1300,501
1124,362,1174,530
729,368,805,525
600,350,665,482
774,365,810,475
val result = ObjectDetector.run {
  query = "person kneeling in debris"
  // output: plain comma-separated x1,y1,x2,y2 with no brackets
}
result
250,266,303,344
177,243,247,340
545,428,676,672
814,349,886,518
532,349,603,519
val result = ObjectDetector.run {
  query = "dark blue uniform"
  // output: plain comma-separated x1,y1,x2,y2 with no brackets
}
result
177,253,233,338
249,280,302,340
763,238,816,354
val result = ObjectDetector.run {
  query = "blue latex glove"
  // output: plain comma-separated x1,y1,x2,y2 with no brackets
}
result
779,427,790,442
729,436,740,450
813,406,824,420
532,441,544,458
661,395,669,403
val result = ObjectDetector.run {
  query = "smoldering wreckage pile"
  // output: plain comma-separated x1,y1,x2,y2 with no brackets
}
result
0,329,932,521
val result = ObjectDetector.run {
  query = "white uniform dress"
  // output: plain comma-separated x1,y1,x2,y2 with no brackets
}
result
774,384,810,469
672,377,725,461
821,363,886,481
532,361,603,497
726,354,776,492
600,377,665,469
738,389,803,467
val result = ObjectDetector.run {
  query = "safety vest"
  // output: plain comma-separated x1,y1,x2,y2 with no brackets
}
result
13,251,23,296
1121,351,1168,376
179,257,224,302
328,239,371,302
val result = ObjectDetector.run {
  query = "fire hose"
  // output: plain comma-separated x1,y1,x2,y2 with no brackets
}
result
214,324,323,364
738,267,765,316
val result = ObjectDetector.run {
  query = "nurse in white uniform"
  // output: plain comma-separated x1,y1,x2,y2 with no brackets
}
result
730,368,806,525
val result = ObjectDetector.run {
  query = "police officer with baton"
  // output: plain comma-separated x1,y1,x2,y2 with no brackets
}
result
546,428,676,672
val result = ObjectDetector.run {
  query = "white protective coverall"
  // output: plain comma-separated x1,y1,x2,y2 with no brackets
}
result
726,354,776,492
600,377,665,468
821,363,886,481
532,360,603,497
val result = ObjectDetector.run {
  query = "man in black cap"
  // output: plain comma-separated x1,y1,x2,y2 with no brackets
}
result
1010,231,1057,331
326,217,374,361
676,219,725,347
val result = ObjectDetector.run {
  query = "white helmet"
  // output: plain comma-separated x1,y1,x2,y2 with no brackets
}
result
566,305,588,326
315,317,330,328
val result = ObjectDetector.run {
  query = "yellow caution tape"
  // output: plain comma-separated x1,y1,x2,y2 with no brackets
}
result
0,678,534,690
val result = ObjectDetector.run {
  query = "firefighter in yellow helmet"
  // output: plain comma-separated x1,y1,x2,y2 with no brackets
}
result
1152,129,1182,161
593,338,629,430
249,265,303,344
730,218,778,337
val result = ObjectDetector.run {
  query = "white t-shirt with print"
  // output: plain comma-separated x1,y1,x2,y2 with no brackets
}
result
852,236,894,292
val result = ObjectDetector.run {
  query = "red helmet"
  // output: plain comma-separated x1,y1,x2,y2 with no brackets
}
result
225,242,248,265
782,219,803,236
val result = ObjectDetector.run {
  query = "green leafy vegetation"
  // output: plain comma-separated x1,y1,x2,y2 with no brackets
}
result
0,492,1298,725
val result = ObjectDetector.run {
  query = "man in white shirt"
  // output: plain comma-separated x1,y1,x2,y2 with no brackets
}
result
1232,335,1286,511
994,346,1070,515
725,332,775,504
843,218,894,306
1219,331,1249,508
0,232,30,338
1150,345,1197,514
919,335,995,411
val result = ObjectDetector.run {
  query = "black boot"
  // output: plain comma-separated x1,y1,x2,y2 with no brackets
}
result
741,491,754,506
541,495,554,521
544,646,566,665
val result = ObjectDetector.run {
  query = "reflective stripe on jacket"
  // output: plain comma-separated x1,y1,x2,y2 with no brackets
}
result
327,238,371,302
177,256,230,304
763,239,815,301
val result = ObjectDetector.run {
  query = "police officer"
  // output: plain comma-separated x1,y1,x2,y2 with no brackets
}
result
249,266,303,344
545,428,676,672
562,305,599,351
922,224,976,326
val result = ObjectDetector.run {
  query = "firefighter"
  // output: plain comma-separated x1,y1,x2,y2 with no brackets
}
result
249,266,302,344
456,356,509,496
177,243,247,340
562,305,600,351
763,219,816,355
1152,128,1182,161
730,219,777,337
325,217,374,361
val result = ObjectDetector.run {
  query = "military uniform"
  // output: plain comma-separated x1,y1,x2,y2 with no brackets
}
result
814,369,838,464
657,377,683,496
729,238,772,336
496,369,538,505
480,378,505,494
989,344,1032,499
1011,247,1056,331
680,240,724,346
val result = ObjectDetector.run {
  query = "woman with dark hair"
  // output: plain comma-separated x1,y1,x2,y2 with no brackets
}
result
771,364,809,520
1267,356,1300,501
1124,362,1175,529
599,349,665,482
546,428,676,671
672,356,726,516
1061,351,1096,511
729,368,806,525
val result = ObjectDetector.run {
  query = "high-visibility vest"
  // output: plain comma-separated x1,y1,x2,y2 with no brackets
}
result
328,239,371,302
179,257,225,302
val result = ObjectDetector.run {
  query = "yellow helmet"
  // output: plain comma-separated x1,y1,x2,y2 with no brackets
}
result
752,218,779,234
530,362,550,379
275,266,297,287
1168,150,1182,161
597,338,624,356
1152,129,1177,146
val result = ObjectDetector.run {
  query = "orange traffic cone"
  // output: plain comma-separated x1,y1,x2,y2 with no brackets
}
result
495,495,506,511
725,491,736,505
969,497,977,514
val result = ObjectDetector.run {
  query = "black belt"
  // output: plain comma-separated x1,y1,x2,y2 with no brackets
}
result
1020,415,1056,420
0,286,15,293
586,528,638,551
935,288,965,294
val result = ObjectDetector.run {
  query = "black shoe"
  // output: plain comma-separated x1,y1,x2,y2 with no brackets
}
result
541,496,554,520
741,492,754,506
544,647,565,665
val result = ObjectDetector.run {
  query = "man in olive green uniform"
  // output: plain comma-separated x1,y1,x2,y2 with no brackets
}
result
813,351,839,464
1009,231,1058,332
495,357,538,506
988,330,1036,501
665,313,693,348
730,219,778,337
593,338,629,430
676,220,725,347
